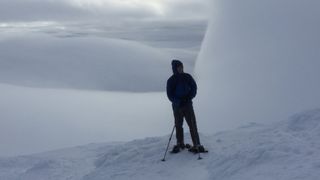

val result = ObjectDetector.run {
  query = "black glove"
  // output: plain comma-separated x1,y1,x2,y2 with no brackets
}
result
181,95,190,104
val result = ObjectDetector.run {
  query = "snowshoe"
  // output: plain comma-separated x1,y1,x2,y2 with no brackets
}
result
188,145,208,154
170,144,185,154
179,143,186,150
185,144,192,149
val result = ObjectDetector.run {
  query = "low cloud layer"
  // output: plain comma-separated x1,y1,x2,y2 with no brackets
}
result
0,0,208,91
0,33,175,91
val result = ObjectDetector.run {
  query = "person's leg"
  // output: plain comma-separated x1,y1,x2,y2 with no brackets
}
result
184,104,201,146
173,107,184,146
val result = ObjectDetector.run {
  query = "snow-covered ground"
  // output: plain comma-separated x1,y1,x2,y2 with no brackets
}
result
1,0,320,179
195,0,320,128
1,109,320,180
0,83,173,157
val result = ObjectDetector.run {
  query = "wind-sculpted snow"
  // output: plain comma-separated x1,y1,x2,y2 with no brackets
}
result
195,0,320,132
1,109,320,180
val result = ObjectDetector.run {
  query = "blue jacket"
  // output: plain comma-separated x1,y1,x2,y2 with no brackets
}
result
166,60,197,108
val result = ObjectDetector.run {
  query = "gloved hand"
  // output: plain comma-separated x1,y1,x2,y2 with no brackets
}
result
181,95,191,103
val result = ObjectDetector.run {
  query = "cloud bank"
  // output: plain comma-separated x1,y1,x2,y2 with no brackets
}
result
0,0,208,91
0,33,174,91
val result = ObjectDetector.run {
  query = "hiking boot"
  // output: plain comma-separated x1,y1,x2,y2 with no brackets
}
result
179,143,186,150
188,146,198,153
185,144,192,149
188,145,207,153
170,143,186,153
170,145,181,153
198,145,206,153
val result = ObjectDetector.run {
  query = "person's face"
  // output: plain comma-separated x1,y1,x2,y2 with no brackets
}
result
177,65,183,73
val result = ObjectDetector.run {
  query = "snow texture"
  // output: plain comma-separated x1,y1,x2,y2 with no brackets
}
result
0,83,172,156
195,0,320,132
1,109,320,180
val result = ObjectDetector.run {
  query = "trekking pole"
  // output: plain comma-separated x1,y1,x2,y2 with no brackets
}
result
161,125,175,162
197,147,202,160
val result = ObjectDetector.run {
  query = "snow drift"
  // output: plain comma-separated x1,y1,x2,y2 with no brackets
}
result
195,0,320,131
1,109,320,180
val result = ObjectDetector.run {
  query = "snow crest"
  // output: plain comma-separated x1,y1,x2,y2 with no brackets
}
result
1,109,320,180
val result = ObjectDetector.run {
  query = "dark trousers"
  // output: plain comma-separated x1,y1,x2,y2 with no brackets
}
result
173,104,201,146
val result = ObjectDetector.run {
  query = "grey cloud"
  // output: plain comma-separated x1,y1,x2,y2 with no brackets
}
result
0,0,209,22
0,0,159,22
0,0,88,22
0,0,209,92
81,19,207,48
163,0,210,20
0,0,208,51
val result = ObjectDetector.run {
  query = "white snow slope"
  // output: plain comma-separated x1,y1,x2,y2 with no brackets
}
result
1,109,320,180
195,0,320,131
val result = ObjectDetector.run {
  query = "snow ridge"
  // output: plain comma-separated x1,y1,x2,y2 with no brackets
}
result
1,109,320,180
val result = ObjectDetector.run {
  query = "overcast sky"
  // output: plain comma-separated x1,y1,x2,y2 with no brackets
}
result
0,0,209,50
0,0,209,92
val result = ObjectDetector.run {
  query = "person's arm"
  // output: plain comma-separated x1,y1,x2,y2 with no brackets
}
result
188,74,197,99
166,78,174,102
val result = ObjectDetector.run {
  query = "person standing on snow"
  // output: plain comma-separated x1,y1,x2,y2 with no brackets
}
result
166,59,205,153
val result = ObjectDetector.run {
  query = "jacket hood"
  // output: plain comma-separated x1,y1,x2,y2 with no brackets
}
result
171,60,183,74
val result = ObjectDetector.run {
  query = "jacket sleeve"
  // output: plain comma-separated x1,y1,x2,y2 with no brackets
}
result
188,75,197,99
166,78,174,102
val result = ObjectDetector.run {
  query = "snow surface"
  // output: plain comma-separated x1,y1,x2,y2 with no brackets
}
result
1,1,320,179
195,0,320,132
0,83,173,156
1,109,320,180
